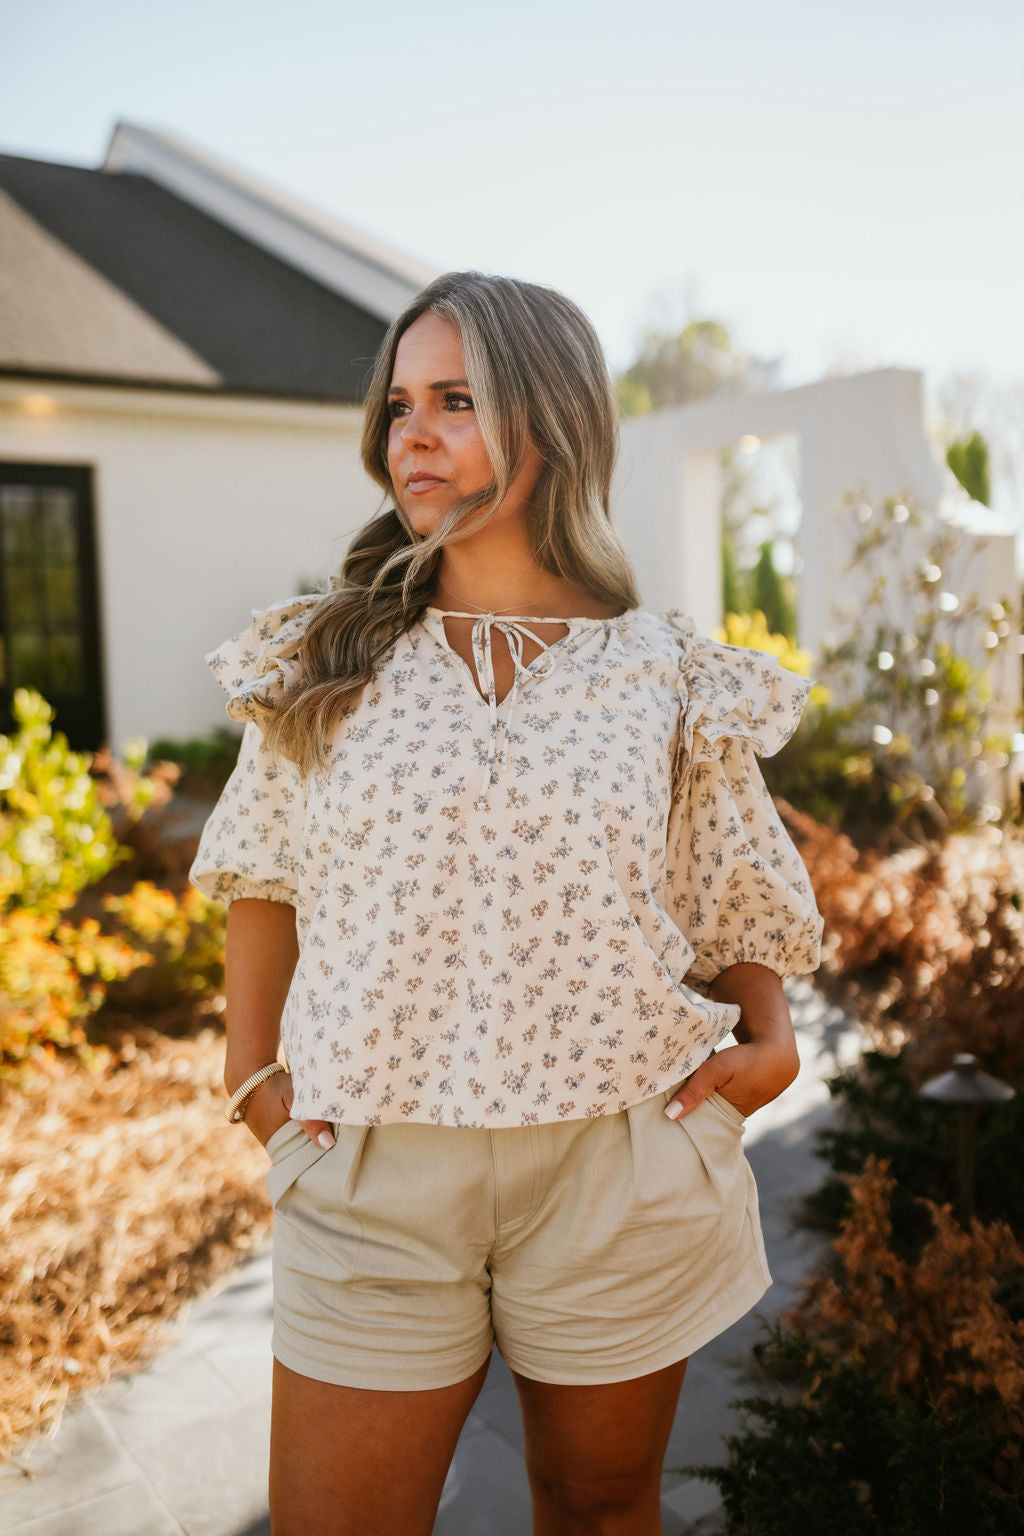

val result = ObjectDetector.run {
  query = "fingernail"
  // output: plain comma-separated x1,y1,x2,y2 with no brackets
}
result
317,1129,336,1148
664,1100,683,1120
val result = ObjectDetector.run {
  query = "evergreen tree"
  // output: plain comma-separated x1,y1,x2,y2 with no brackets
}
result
946,430,992,506
751,540,797,639
722,528,745,616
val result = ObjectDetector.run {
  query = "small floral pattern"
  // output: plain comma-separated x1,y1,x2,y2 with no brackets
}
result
189,596,823,1127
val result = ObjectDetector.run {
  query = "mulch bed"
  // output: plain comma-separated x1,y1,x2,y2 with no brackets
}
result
0,1025,273,1466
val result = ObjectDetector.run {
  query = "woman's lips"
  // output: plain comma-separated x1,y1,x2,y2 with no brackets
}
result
406,476,446,494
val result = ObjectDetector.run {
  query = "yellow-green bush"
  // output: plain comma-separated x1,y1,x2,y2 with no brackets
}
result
0,688,132,916
0,689,226,1075
0,908,151,1071
99,882,225,1012
0,888,226,1077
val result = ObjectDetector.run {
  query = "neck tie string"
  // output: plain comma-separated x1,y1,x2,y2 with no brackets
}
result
468,615,565,804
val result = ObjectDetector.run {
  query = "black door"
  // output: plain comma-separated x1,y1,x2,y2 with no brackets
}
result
0,464,105,751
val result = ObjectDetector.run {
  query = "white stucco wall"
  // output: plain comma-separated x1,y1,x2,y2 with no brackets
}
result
614,367,1023,808
0,382,377,752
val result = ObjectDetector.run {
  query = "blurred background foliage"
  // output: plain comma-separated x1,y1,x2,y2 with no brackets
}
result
0,688,224,1077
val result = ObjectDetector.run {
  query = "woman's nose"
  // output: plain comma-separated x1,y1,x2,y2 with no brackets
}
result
399,406,437,447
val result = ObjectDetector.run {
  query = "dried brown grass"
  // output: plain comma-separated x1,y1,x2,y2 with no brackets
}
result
0,1025,272,1465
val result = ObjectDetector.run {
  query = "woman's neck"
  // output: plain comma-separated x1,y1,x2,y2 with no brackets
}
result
429,565,611,621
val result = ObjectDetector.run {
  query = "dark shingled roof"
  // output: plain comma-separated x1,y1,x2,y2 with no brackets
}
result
0,152,391,401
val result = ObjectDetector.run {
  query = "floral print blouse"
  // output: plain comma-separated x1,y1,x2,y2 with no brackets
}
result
188,595,823,1128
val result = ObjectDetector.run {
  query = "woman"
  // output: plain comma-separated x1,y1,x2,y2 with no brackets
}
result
189,270,823,1536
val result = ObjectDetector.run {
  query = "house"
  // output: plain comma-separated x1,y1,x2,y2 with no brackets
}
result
0,122,436,752
3,122,1018,806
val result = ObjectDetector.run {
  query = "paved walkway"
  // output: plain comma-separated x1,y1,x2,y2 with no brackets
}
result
0,979,861,1536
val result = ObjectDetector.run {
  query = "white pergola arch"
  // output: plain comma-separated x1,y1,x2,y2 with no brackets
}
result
612,366,1022,807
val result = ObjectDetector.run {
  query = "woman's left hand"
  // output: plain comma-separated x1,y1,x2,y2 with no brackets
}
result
664,1038,799,1121
664,960,801,1121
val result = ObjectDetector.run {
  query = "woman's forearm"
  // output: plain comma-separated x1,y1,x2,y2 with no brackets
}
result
707,961,799,1068
223,897,300,1094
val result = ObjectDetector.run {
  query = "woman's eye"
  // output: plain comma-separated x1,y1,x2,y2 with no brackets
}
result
444,392,473,412
387,399,408,418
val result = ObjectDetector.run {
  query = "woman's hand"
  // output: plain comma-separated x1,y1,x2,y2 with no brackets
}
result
239,1070,336,1151
664,1038,799,1120
665,960,800,1121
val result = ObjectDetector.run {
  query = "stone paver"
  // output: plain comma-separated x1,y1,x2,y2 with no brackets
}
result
0,979,860,1535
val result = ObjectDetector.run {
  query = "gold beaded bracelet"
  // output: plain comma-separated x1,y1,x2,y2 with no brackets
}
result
224,1061,287,1124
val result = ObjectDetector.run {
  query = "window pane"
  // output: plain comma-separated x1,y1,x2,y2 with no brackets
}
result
41,491,78,564
1,488,42,562
8,628,48,690
48,631,84,695
44,565,80,625
2,569,45,626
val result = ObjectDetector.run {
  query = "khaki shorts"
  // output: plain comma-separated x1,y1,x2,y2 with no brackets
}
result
264,1088,771,1390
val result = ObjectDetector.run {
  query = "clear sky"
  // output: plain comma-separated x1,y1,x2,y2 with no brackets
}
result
2,0,1022,393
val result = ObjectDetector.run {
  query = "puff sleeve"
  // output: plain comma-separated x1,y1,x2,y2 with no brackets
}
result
187,595,321,910
660,612,824,996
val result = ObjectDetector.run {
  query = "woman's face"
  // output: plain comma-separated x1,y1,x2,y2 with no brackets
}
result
386,311,542,538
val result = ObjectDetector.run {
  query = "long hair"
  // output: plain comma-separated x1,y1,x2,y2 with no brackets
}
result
261,270,640,778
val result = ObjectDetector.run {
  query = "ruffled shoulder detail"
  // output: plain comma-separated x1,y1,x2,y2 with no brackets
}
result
659,609,813,796
205,594,324,729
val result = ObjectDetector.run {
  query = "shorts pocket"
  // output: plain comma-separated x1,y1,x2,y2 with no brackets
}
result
264,1119,297,1157
705,1089,746,1130
264,1120,335,1208
666,1090,749,1220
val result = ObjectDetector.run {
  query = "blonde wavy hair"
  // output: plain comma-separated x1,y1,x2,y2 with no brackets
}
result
262,270,640,778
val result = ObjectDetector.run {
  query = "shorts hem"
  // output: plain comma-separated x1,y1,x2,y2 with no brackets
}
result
270,1333,495,1392
499,1258,773,1387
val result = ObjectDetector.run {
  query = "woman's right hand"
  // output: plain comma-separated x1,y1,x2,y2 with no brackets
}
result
241,1071,336,1151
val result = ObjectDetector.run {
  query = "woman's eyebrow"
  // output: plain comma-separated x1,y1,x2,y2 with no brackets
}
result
387,378,470,395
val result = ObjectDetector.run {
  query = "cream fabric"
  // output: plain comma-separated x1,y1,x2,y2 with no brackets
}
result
189,596,823,1127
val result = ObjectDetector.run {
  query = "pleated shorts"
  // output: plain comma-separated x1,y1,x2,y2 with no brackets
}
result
264,1087,772,1390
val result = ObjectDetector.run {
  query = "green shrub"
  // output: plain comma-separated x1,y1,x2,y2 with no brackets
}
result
0,689,227,1073
687,1342,1022,1536
0,688,132,916
762,697,882,835
803,1049,1024,1240
688,1160,1024,1533
144,728,243,794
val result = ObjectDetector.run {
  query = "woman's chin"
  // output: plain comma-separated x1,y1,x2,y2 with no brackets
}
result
397,497,450,539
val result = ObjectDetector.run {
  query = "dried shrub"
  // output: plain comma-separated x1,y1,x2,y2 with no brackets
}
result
780,800,1024,1083
87,737,183,885
685,1160,1024,1534
0,1029,272,1465
787,1158,1024,1443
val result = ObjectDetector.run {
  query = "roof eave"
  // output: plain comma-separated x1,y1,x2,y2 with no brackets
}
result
102,121,436,325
